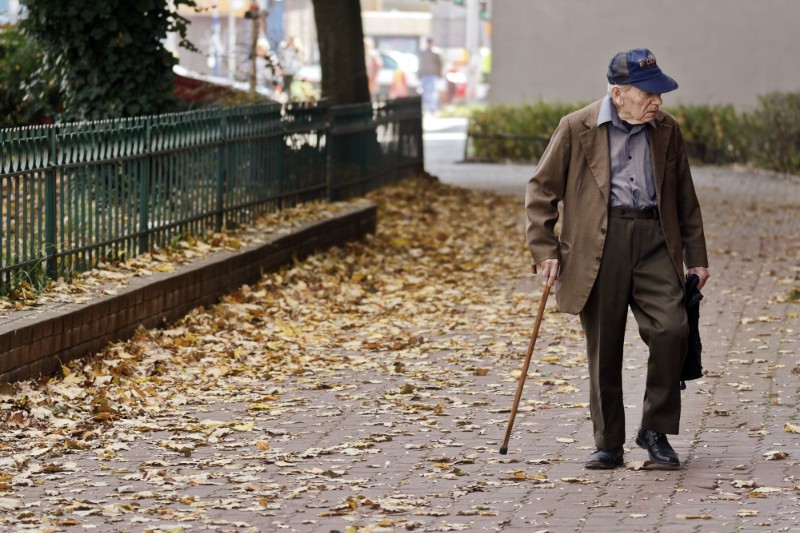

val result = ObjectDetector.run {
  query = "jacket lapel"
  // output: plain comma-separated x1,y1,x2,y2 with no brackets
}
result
650,116,673,199
579,120,610,202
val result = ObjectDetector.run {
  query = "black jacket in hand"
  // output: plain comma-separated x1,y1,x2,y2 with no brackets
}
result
681,274,704,389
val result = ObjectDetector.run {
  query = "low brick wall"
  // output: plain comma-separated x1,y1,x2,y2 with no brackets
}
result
0,203,377,383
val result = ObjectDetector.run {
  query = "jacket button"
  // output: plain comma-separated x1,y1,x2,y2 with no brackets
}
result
600,228,606,235
595,256,601,263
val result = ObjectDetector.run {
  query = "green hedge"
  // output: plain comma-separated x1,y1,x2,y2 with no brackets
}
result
467,93,800,176
747,92,800,175
667,103,745,164
468,101,584,161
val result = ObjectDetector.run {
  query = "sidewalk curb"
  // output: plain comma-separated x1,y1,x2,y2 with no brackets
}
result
0,203,377,383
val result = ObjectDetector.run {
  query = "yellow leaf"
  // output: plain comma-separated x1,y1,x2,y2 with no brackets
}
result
399,383,415,394
278,323,297,337
153,263,175,273
785,423,800,434
255,440,270,450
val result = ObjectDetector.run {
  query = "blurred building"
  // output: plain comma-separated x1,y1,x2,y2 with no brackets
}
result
170,0,492,102
363,0,491,102
174,0,316,83
490,0,800,108
362,0,431,55
0,0,20,24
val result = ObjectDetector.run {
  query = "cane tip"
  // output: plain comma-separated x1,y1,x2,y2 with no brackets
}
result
499,447,508,455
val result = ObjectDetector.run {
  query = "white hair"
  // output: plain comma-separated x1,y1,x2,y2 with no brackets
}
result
607,83,632,98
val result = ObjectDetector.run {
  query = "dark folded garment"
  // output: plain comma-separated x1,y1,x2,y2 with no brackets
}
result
680,274,703,390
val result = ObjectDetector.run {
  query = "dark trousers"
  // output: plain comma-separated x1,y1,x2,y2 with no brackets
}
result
579,211,688,449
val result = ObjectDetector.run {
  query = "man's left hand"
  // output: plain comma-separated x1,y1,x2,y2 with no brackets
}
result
686,266,710,290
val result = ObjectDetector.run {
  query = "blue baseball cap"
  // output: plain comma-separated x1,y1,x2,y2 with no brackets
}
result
607,48,678,94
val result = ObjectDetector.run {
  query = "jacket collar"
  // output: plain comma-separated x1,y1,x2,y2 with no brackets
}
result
578,98,673,204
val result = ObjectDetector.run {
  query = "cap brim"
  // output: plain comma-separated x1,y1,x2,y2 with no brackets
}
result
631,73,679,94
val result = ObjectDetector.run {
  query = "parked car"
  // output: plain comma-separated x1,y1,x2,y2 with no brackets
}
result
376,51,419,100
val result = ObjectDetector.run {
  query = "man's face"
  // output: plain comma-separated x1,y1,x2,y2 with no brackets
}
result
614,86,663,124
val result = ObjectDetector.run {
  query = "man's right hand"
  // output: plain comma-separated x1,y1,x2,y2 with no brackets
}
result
533,259,560,287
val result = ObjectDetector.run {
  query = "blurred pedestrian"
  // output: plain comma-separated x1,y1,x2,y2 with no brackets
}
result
280,36,302,99
418,37,443,113
525,48,710,470
364,37,382,98
389,68,409,99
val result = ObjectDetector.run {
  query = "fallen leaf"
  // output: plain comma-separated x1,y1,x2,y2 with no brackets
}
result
626,460,653,471
763,450,789,460
0,498,24,511
560,477,595,485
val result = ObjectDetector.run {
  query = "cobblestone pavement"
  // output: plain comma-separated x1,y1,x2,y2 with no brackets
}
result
1,121,798,532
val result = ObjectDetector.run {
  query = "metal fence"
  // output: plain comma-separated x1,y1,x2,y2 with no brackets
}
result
0,96,423,291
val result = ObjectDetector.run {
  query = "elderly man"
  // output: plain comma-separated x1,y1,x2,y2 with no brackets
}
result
525,48,710,469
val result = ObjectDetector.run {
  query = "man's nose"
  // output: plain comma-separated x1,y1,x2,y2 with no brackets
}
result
653,94,663,105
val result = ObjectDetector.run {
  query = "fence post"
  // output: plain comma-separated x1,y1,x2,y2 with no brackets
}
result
215,109,226,232
45,126,57,280
326,105,335,202
414,97,425,174
139,118,151,254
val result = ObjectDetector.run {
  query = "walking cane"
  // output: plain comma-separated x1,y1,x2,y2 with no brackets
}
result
499,282,551,455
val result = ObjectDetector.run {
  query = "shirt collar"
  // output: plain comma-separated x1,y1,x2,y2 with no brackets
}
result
597,95,656,130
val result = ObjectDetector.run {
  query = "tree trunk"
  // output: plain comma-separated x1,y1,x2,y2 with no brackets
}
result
312,0,371,106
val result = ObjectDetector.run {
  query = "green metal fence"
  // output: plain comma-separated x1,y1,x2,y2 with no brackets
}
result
1,96,423,291
329,97,424,200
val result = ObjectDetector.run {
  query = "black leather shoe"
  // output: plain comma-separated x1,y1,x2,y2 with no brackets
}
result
636,427,681,469
585,447,624,469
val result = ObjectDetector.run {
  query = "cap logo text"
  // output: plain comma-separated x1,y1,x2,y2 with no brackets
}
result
638,55,657,68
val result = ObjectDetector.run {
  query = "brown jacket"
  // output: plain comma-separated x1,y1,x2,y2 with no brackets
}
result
525,99,709,314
